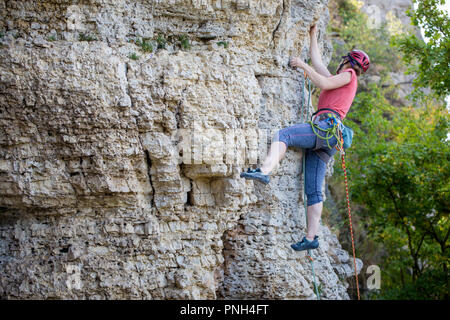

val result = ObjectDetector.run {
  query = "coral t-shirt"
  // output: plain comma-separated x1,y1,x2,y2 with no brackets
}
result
316,68,357,120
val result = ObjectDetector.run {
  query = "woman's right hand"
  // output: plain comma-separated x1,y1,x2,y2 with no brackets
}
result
289,57,306,69
309,24,318,38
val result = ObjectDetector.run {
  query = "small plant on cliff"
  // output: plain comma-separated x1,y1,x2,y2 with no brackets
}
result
178,35,191,50
135,38,153,53
156,34,166,49
79,33,97,42
47,35,57,42
217,41,229,49
128,52,140,60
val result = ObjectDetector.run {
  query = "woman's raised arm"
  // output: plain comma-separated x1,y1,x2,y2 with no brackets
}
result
309,25,332,78
290,57,351,90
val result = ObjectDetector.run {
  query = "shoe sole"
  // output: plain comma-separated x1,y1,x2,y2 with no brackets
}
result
290,244,319,251
240,172,270,184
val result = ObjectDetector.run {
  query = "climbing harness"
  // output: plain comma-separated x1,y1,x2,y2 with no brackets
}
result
300,72,321,300
309,108,354,150
309,113,345,151
300,70,360,300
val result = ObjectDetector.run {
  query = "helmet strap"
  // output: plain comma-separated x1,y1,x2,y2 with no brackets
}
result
337,56,350,73
347,53,363,69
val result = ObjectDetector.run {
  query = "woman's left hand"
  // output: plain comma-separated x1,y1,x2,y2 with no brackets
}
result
290,57,305,69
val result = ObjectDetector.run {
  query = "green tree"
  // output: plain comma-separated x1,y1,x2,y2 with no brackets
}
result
327,0,450,299
342,92,449,298
392,0,450,98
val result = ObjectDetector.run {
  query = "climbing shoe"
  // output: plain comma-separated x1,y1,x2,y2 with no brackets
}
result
240,167,270,185
291,236,319,251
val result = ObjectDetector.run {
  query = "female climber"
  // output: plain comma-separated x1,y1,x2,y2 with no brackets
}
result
240,24,370,252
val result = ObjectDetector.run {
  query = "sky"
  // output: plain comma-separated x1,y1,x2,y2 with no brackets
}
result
443,1,450,14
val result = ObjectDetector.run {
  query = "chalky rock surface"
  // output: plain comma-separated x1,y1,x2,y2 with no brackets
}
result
0,0,359,299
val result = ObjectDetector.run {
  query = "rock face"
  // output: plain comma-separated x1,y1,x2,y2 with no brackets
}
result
0,0,360,299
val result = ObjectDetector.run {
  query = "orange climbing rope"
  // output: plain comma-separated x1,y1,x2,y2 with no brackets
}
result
338,134,361,300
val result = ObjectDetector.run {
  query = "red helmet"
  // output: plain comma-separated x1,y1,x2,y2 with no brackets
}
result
347,50,370,72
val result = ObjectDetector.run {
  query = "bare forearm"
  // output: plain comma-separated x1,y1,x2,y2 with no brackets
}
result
300,63,327,89
290,56,350,90
310,37,331,77
309,36,322,66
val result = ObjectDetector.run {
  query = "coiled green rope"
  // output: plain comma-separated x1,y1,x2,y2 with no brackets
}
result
308,118,345,151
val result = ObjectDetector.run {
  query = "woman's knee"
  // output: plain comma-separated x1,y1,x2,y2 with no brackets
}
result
272,129,289,147
306,192,323,206
305,149,327,206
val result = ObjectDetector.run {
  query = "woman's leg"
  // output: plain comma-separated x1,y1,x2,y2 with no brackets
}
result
304,148,328,240
260,123,317,175
306,202,323,241
260,141,287,175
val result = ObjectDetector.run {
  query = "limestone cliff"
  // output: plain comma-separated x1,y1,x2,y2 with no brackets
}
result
0,0,360,299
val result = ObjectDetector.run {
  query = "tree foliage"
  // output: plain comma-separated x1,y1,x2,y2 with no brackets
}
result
328,0,450,299
392,0,450,98
343,87,449,298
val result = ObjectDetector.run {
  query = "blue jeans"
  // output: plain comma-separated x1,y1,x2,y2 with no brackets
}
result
272,119,338,206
